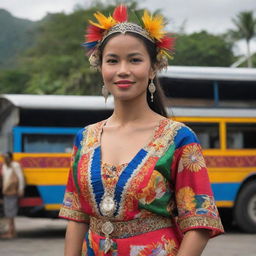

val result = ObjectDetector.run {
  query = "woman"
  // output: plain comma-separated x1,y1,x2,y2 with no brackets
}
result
0,152,25,239
59,5,224,256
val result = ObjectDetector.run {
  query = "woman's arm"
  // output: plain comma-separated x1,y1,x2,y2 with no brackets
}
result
177,229,210,256
64,220,89,256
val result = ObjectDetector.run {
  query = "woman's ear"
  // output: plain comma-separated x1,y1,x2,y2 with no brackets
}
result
149,67,157,81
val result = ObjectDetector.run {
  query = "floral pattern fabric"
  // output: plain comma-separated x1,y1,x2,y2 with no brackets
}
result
59,118,224,255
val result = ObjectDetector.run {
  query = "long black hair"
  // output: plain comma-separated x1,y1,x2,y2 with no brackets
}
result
98,32,168,117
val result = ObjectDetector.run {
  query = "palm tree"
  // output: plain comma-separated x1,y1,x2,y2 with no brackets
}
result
230,11,256,67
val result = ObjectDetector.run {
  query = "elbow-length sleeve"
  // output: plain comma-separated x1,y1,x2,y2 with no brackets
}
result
171,126,224,237
59,128,89,223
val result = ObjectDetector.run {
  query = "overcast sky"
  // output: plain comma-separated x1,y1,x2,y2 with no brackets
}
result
1,0,256,54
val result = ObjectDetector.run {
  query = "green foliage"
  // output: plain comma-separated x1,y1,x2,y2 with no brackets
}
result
171,31,234,67
0,9,36,69
0,70,30,94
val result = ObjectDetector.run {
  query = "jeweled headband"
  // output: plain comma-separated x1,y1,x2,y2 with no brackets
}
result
83,5,175,70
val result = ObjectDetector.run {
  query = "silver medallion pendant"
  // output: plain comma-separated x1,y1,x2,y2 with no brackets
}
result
99,194,116,217
101,221,114,235
101,221,114,253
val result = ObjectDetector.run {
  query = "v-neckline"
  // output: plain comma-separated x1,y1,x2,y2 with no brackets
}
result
90,117,170,217
98,117,168,167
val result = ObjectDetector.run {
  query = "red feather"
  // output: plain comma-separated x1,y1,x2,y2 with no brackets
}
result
157,36,175,50
113,5,128,22
85,25,103,42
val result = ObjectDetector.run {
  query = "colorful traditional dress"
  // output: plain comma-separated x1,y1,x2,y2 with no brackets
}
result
59,118,224,256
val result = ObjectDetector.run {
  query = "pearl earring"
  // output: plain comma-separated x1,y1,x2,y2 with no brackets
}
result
148,79,156,102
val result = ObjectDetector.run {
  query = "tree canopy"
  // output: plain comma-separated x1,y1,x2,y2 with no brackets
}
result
171,31,234,67
0,5,244,95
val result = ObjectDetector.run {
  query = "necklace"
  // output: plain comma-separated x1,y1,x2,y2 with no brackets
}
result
99,164,122,217
99,193,116,217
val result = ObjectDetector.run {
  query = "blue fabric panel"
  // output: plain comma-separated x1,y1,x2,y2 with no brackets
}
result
174,126,199,149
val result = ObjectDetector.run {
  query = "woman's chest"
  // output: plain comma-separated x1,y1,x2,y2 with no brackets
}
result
75,148,173,219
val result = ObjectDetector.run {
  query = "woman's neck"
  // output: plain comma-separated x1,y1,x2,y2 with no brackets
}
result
109,95,157,126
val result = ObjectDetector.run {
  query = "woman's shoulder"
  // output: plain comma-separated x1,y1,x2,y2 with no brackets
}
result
73,119,106,147
168,119,200,148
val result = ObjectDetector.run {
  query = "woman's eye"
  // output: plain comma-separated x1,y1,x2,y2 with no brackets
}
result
106,59,117,63
131,58,142,63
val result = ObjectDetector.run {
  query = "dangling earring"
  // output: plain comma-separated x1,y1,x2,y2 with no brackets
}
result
148,79,156,102
102,85,109,103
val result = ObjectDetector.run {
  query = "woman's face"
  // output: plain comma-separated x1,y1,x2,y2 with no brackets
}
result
101,34,154,101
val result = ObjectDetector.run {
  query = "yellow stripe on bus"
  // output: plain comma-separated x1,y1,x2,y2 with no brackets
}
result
203,150,256,156
216,201,234,208
173,117,256,123
208,168,256,183
23,169,69,185
45,204,62,210
14,153,71,158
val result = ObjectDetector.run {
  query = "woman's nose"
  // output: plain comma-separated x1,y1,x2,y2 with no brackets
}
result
117,62,130,76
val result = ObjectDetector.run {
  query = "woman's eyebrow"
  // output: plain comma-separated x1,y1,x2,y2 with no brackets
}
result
128,52,143,57
104,53,118,58
104,52,143,58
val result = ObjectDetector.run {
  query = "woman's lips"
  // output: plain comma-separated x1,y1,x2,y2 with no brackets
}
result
115,80,135,88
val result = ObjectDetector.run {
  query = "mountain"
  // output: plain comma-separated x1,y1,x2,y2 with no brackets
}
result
0,9,37,69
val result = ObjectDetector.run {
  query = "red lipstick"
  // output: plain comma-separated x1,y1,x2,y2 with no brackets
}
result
115,80,135,88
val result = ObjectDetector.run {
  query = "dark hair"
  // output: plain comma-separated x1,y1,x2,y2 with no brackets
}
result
4,151,13,159
99,32,168,117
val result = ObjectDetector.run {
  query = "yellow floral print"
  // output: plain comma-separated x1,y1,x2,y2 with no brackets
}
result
163,237,178,256
182,144,206,172
86,136,98,147
148,140,164,151
176,187,196,212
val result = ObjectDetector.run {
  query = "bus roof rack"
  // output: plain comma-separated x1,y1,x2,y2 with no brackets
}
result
160,66,256,81
1,94,256,118
0,94,114,110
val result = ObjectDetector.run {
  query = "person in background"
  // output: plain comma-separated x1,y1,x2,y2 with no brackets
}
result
0,152,25,239
59,5,224,255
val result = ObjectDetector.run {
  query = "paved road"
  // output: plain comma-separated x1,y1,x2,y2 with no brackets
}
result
0,217,256,256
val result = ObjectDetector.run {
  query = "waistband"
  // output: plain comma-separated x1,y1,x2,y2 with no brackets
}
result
89,215,173,239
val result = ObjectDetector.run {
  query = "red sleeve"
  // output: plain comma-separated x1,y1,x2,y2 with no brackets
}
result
172,127,224,238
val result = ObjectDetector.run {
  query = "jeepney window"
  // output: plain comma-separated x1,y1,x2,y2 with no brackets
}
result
22,134,74,153
227,123,256,149
184,122,219,149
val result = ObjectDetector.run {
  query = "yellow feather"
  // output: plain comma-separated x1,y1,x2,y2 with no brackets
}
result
142,10,165,41
89,11,116,30
161,50,173,59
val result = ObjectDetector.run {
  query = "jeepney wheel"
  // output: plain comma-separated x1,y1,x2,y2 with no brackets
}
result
234,181,256,233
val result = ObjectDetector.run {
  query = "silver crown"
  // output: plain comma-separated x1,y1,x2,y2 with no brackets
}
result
102,22,154,43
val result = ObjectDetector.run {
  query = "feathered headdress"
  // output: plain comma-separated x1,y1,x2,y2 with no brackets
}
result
83,5,175,69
